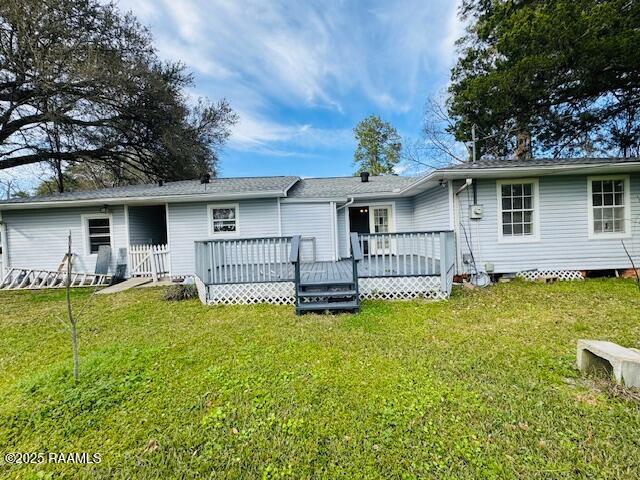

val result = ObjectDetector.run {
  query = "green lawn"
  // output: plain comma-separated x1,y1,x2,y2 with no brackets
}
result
1,280,639,479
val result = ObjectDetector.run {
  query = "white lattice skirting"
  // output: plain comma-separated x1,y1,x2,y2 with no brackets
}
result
516,269,585,281
206,281,295,305
359,276,448,301
201,277,450,305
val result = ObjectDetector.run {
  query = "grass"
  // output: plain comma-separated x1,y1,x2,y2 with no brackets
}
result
0,279,639,479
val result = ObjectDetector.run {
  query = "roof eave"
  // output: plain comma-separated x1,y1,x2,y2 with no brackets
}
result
0,189,288,210
437,161,640,180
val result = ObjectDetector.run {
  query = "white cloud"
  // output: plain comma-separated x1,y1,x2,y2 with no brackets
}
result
439,0,465,65
115,0,463,155
230,112,352,152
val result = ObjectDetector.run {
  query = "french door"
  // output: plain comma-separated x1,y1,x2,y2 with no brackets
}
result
370,206,393,255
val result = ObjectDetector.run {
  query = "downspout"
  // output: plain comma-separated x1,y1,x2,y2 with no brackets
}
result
454,178,489,287
336,198,354,258
336,197,354,211
456,178,473,195
454,179,473,277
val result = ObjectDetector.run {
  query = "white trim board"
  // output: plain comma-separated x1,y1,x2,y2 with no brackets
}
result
165,203,172,277
0,211,8,276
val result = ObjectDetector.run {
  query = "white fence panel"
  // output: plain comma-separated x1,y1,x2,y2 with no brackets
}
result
129,244,170,279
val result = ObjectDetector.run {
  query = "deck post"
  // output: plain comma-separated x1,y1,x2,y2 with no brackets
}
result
289,235,301,311
439,232,447,293
350,233,363,301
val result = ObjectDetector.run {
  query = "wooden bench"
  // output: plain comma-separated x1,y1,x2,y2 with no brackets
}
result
577,340,640,388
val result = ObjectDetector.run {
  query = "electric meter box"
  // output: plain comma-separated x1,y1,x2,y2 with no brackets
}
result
469,204,483,219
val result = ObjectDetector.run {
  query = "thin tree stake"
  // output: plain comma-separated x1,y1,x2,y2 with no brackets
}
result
621,239,640,290
66,231,79,381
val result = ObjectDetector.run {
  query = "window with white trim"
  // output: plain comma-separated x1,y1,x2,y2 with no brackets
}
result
209,204,238,234
86,217,111,254
589,177,628,236
499,181,536,238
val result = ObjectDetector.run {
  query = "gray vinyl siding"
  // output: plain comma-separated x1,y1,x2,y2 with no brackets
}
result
280,202,335,261
457,174,640,273
394,198,414,232
167,198,280,276
128,205,167,245
413,185,451,231
2,206,126,273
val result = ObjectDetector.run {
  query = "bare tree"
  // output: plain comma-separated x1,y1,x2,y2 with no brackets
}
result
0,174,28,198
403,95,467,172
0,0,238,189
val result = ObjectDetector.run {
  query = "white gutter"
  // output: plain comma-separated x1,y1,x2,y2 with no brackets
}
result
398,161,640,196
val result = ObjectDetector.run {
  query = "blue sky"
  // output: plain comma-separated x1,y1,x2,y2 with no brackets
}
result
120,0,463,178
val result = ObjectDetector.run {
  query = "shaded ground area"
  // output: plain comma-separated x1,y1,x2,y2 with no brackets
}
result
0,279,639,478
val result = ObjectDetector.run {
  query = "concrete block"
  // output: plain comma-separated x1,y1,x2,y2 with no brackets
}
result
577,340,640,388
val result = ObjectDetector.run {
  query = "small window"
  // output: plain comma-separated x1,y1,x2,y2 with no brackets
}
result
588,176,630,238
498,179,538,241
208,204,238,235
85,216,112,254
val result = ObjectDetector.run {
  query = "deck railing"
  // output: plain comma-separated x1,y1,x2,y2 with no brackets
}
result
195,236,294,285
356,231,455,279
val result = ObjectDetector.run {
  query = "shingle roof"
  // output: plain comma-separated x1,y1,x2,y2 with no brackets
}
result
287,175,419,198
3,157,637,206
0,176,299,205
445,157,640,170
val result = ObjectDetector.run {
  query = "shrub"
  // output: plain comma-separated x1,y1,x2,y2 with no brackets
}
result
163,284,198,301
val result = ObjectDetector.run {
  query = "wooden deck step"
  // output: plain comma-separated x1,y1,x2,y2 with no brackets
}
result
299,280,355,288
298,290,357,298
296,300,359,313
296,272,360,314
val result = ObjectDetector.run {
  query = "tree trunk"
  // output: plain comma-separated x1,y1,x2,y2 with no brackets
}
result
515,130,532,160
55,160,65,193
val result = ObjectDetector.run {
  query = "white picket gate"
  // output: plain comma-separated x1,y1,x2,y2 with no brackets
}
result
128,244,170,280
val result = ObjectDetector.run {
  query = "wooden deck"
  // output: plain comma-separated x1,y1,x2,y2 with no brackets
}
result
204,255,440,285
300,260,353,283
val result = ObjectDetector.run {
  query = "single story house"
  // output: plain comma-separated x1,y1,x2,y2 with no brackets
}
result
1,157,638,311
